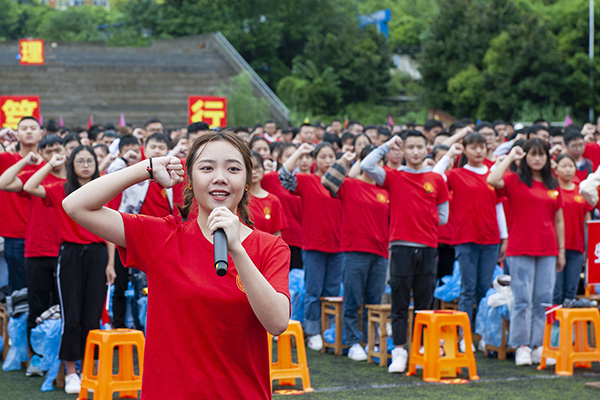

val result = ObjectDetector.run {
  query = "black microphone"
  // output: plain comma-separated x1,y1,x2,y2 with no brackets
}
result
214,228,228,276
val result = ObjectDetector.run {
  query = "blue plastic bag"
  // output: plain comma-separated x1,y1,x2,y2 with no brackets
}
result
2,312,29,371
289,269,305,323
137,296,147,332
434,260,461,302
30,319,62,392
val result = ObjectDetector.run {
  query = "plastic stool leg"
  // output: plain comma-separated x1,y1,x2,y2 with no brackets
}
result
118,344,138,398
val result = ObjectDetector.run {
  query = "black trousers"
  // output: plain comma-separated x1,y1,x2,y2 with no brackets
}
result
57,242,107,361
25,256,59,354
389,245,437,346
289,245,303,270
111,248,129,328
436,243,455,281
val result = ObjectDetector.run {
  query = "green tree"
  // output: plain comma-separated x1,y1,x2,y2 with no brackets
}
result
419,0,520,115
220,71,272,126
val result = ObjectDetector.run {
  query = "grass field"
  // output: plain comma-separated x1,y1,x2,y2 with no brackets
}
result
2,348,599,399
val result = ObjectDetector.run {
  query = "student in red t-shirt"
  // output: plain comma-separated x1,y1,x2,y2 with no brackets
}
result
0,117,44,293
279,142,342,351
431,145,456,280
433,133,508,332
488,138,565,366
262,143,304,269
24,145,108,394
564,131,593,183
553,154,591,304
362,131,449,374
248,151,287,235
0,134,65,377
322,144,390,362
62,132,290,399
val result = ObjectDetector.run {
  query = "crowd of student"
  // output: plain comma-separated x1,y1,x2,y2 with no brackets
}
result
0,115,598,394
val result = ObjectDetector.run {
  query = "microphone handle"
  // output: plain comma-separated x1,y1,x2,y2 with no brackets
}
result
214,228,228,277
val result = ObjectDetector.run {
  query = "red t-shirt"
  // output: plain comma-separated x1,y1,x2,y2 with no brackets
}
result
445,168,500,245
338,178,389,258
19,171,64,258
0,153,43,238
382,170,449,248
42,183,105,244
437,191,455,245
262,171,304,248
497,172,563,256
139,182,173,218
561,185,591,253
584,142,600,170
294,173,342,252
483,158,495,169
117,213,290,400
248,192,288,235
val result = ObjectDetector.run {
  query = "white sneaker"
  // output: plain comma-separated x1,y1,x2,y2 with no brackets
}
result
388,347,408,373
348,343,368,361
515,346,533,366
459,338,476,353
25,357,44,377
307,334,323,351
477,338,486,353
64,373,81,394
531,346,556,365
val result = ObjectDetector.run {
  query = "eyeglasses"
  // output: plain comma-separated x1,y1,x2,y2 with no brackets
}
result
74,158,95,166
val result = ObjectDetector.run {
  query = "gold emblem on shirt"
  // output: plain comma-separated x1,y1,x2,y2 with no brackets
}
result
376,193,388,203
263,206,272,220
236,274,245,293
547,190,559,199
423,182,434,194
574,195,584,204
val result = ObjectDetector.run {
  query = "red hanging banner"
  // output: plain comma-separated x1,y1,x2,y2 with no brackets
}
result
19,39,45,66
188,96,227,128
586,220,600,285
0,96,41,129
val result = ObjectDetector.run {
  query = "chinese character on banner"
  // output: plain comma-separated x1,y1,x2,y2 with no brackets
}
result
19,39,45,66
0,96,41,129
188,96,227,128
586,221,600,284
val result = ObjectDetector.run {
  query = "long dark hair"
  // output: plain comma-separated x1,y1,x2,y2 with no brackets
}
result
65,145,100,195
458,132,487,167
177,131,253,225
517,138,557,189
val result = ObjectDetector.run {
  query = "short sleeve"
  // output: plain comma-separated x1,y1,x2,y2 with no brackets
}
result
255,233,291,304
42,182,65,208
294,173,311,195
117,213,178,273
496,171,516,198
270,196,288,233
435,174,450,204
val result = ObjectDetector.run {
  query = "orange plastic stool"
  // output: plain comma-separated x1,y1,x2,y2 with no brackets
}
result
78,329,145,400
268,320,313,393
407,311,479,382
538,308,600,375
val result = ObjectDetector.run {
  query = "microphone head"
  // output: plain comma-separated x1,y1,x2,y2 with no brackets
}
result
215,261,228,277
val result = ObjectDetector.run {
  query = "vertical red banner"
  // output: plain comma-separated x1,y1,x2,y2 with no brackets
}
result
19,39,45,66
0,96,41,129
188,96,227,128
586,220,600,285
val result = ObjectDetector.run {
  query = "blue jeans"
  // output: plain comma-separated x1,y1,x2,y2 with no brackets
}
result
507,255,556,347
342,252,387,345
4,237,25,292
302,250,344,335
553,250,583,304
455,243,499,323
